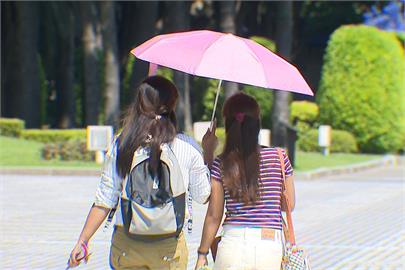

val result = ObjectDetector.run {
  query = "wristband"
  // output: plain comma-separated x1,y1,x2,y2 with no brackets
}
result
197,249,209,256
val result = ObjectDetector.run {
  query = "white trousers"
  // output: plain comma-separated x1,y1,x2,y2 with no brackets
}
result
214,225,283,270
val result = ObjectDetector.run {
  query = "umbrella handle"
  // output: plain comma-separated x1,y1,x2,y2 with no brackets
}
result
210,80,222,131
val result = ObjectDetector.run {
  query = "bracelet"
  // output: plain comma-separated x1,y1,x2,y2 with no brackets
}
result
197,249,209,256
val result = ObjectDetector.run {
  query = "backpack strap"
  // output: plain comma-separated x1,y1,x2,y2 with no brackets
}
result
276,148,296,246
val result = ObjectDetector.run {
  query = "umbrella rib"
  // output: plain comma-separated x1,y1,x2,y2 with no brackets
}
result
192,34,226,76
241,39,271,88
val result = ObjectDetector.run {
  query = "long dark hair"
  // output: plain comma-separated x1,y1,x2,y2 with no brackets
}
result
117,75,178,178
221,92,261,204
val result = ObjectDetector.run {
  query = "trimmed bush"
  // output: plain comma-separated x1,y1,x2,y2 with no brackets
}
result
21,129,86,143
317,25,405,153
290,101,319,124
331,130,359,153
42,143,59,160
0,118,25,137
42,140,94,161
297,129,358,153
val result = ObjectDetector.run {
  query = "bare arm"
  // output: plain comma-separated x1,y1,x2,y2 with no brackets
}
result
281,175,295,211
78,205,110,243
68,205,110,267
195,179,224,269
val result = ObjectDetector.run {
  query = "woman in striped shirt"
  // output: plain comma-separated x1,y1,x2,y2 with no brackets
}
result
195,92,296,270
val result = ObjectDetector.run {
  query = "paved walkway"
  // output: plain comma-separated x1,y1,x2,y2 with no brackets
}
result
0,165,404,269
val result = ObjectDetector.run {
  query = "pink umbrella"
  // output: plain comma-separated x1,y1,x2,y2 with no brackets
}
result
131,30,313,124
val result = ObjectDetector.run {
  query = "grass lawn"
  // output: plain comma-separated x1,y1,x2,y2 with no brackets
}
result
0,136,382,171
294,151,381,171
0,136,99,169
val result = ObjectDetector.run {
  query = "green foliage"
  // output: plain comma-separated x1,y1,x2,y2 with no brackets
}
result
122,56,135,109
201,79,225,125
290,101,319,124
21,129,86,143
157,67,174,82
250,36,276,52
331,130,359,153
317,25,405,153
215,127,225,155
191,77,210,123
0,118,25,137
242,86,273,129
397,32,405,45
297,129,358,153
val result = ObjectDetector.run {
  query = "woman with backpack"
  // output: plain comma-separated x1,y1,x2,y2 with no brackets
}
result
195,92,296,270
68,75,218,270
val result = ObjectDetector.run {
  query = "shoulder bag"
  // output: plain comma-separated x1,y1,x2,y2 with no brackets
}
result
277,148,311,270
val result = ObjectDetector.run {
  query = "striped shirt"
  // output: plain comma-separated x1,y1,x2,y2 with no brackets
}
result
94,133,211,226
211,147,293,230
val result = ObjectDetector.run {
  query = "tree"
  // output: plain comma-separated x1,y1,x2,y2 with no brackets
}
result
271,1,293,147
80,2,101,125
218,1,239,99
164,2,193,133
119,2,158,107
52,3,76,128
100,2,120,128
2,2,40,128
317,25,405,153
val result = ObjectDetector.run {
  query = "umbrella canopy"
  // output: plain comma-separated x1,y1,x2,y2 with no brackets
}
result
132,30,313,96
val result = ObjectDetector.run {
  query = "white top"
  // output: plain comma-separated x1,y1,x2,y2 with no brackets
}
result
94,133,211,225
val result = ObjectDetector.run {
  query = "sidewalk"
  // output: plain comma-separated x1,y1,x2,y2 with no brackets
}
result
1,165,403,269
1,155,402,179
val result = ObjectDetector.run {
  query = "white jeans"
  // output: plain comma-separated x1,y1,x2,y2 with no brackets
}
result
214,225,283,270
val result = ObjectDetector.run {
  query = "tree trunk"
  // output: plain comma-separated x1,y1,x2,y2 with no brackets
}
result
100,2,120,128
81,2,101,125
1,3,14,118
164,2,193,133
2,3,40,127
218,1,239,99
237,1,259,36
271,1,293,147
119,2,158,105
52,3,76,128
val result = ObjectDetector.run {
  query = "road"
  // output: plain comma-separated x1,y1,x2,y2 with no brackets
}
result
0,164,404,270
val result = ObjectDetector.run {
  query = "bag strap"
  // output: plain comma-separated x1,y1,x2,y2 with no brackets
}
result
276,148,296,246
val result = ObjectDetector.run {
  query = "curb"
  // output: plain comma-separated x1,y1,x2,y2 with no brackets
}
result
0,155,402,179
0,167,101,176
295,155,401,180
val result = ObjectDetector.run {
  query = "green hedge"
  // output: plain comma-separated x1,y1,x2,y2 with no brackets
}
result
21,129,86,143
42,140,94,161
317,25,405,153
0,118,25,137
298,129,358,153
290,101,319,124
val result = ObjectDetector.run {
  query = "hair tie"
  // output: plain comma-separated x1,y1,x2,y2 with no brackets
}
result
235,112,245,123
